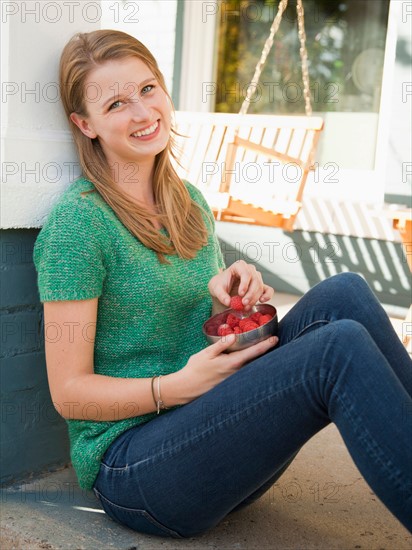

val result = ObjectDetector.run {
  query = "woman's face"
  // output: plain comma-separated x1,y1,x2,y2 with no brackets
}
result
71,56,171,169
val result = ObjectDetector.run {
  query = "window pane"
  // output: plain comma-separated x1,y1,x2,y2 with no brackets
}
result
214,0,390,114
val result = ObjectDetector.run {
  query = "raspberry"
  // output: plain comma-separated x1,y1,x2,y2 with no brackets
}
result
226,313,240,328
239,319,259,332
230,295,244,311
233,326,242,334
217,323,233,336
258,314,273,326
249,312,262,323
239,318,251,330
243,322,259,332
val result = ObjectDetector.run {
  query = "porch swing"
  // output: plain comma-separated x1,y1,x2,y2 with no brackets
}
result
173,0,324,231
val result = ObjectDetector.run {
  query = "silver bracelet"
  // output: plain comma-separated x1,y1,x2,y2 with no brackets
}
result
156,375,169,414
150,376,158,410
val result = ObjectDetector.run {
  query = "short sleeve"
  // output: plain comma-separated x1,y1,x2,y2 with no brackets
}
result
33,198,107,302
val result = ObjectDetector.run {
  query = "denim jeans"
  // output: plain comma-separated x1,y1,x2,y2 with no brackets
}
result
93,273,412,537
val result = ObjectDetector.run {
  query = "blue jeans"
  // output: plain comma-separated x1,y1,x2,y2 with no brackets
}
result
93,273,412,537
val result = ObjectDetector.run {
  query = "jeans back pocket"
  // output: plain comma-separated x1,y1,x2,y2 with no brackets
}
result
94,488,184,539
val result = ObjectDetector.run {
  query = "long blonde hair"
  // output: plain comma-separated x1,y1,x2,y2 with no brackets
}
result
59,29,209,264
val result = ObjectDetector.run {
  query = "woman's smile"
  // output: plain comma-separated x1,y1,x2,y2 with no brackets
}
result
130,120,160,140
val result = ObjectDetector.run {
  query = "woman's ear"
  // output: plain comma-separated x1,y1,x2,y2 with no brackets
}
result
70,112,97,139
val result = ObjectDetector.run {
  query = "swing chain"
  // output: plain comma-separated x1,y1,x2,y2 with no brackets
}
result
239,0,313,117
297,0,313,116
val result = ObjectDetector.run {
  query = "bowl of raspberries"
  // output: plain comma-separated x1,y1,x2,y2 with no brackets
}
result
202,295,278,352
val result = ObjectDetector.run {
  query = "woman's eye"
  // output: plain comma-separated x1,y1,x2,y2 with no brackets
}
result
141,84,155,95
109,100,123,110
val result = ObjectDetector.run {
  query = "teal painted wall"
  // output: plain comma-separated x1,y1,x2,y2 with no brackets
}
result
1,230,70,485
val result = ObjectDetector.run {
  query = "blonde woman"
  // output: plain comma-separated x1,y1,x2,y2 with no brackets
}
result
34,30,412,538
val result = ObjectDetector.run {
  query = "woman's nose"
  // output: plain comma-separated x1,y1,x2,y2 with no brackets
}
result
129,98,150,120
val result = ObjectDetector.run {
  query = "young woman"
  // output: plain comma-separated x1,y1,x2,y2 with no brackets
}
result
34,30,412,538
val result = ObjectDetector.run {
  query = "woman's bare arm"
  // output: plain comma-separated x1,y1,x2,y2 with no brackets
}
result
43,298,185,421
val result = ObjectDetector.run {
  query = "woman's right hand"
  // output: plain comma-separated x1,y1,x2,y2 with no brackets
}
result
172,334,278,404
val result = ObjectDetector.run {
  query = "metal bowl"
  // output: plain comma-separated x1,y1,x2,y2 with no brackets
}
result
202,303,278,352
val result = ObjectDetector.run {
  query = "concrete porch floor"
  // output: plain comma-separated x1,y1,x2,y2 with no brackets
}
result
1,294,411,550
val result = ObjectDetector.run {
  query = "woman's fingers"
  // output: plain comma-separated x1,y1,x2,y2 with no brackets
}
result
206,333,237,356
208,260,272,309
259,284,275,303
235,262,253,296
209,270,233,307
230,261,262,308
242,273,264,309
207,331,278,361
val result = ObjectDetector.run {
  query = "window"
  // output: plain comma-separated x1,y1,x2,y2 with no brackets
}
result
214,0,390,114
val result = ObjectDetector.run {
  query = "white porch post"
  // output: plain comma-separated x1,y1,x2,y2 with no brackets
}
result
1,1,101,229
178,0,218,112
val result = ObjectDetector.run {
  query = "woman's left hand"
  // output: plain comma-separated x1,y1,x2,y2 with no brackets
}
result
208,260,274,311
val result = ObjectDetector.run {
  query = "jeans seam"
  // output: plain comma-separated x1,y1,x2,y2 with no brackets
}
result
329,330,412,494
332,388,412,494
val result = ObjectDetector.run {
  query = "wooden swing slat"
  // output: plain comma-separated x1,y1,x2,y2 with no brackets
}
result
260,127,274,150
207,125,229,165
187,127,211,183
175,121,199,173
243,126,263,165
270,128,281,151
285,129,295,157
190,124,221,185
296,130,309,160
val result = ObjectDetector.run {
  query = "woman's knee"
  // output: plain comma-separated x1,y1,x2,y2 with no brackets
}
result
322,272,372,304
325,318,370,349
329,271,368,292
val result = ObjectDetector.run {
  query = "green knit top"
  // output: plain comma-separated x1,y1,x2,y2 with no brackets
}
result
33,177,225,490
